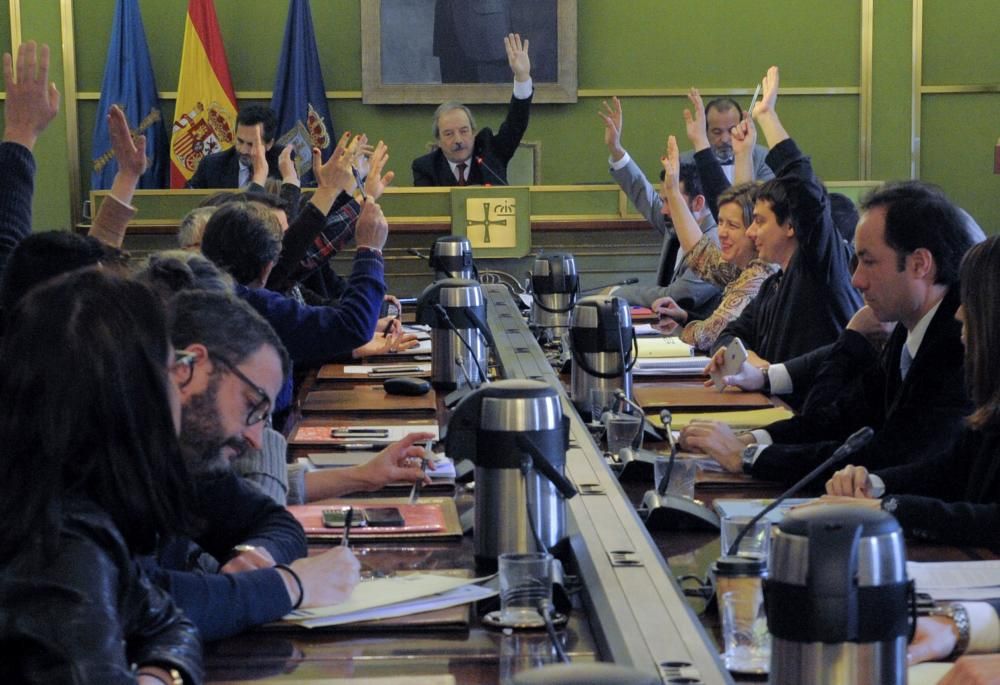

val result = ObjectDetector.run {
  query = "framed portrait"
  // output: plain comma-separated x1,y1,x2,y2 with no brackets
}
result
361,0,577,104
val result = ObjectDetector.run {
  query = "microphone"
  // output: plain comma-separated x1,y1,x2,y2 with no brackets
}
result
454,357,478,389
656,409,678,497
579,277,639,295
464,306,496,350
432,303,489,385
475,156,507,185
725,426,876,556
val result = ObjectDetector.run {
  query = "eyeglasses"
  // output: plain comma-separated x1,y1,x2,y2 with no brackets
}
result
210,353,272,426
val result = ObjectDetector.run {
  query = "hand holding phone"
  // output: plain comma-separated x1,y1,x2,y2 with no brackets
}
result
709,338,748,392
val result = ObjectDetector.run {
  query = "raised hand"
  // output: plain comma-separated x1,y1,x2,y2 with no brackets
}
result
2,41,61,150
731,113,757,157
364,140,395,200
598,96,625,160
355,199,388,251
754,66,780,118
278,145,299,186
249,124,269,186
683,88,710,151
505,33,531,82
107,104,147,181
660,135,681,193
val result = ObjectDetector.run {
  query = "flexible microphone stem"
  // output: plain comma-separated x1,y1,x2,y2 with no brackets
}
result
407,247,428,260
656,409,678,497
726,425,875,556
579,277,639,295
475,155,508,185
454,357,477,389
433,303,488,385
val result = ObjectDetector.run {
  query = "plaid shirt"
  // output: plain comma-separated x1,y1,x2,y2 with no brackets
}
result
300,198,360,273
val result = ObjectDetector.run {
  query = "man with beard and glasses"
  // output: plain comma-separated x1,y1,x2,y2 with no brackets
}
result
140,289,361,641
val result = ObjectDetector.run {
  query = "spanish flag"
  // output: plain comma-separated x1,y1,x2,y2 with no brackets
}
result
169,0,237,188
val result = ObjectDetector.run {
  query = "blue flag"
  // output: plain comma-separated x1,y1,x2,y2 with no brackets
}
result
90,0,166,190
270,0,335,186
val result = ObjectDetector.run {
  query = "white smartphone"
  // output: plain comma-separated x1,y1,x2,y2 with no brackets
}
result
710,338,748,392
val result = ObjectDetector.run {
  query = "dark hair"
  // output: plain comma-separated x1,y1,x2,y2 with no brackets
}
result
200,203,281,285
828,192,859,244
0,231,128,314
168,289,291,382
755,175,811,229
959,236,1000,430
659,161,704,199
704,97,743,120
860,180,973,286
717,182,758,228
237,105,278,144
0,269,193,561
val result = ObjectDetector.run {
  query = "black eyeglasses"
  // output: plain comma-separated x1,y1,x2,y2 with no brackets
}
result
211,353,271,426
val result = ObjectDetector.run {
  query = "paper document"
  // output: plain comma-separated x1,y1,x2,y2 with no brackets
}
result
908,662,952,685
907,560,1000,600
650,407,795,431
633,357,707,376
713,498,812,524
293,583,495,628
286,573,493,625
636,336,695,358
634,323,663,337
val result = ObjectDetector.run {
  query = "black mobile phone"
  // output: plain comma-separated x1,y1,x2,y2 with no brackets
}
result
363,506,405,527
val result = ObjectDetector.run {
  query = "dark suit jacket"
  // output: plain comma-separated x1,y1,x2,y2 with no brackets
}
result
876,425,1000,546
411,93,531,186
749,286,972,485
187,144,285,189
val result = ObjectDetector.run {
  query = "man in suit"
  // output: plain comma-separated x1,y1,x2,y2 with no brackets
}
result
412,33,532,187
188,105,285,189
680,181,977,485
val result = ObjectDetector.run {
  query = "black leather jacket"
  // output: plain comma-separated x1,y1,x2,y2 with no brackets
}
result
0,498,203,683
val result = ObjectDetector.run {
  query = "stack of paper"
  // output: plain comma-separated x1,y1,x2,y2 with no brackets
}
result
907,560,1000,601
636,336,695,359
633,357,708,376
283,574,496,628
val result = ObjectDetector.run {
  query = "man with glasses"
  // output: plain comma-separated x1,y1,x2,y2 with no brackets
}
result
144,289,362,641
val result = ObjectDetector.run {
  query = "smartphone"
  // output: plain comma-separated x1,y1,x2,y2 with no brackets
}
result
331,428,390,439
322,507,366,528
363,506,405,527
710,337,748,392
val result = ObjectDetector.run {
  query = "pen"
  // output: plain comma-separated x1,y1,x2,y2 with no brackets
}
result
747,83,761,119
352,166,367,200
369,366,422,375
332,428,390,436
341,507,353,547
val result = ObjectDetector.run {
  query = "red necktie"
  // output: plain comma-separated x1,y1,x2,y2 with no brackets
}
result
457,162,467,186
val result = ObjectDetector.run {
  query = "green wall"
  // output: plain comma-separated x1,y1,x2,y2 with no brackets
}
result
1,0,998,232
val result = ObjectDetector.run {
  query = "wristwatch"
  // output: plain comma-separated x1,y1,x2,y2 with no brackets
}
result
741,444,760,474
760,365,771,394
927,602,971,659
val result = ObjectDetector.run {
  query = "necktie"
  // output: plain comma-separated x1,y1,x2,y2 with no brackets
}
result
899,344,913,381
456,162,467,186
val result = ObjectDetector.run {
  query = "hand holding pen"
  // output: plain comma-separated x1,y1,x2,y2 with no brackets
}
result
341,506,354,547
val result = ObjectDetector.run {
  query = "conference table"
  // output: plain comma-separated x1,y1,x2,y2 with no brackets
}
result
203,285,995,684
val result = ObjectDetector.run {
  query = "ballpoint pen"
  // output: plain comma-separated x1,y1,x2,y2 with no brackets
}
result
408,442,433,504
352,165,367,200
341,506,354,547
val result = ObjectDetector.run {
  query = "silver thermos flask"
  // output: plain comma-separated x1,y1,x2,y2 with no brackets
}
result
568,295,635,417
529,253,579,342
416,278,488,391
445,379,572,567
429,235,475,281
766,505,911,685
